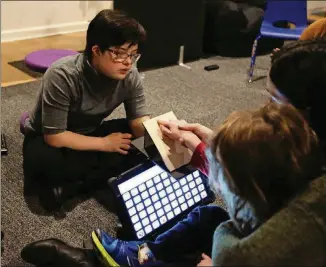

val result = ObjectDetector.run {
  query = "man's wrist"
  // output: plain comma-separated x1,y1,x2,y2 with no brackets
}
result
94,137,106,151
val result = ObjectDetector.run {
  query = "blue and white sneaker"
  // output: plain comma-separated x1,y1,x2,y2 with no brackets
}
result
91,229,156,267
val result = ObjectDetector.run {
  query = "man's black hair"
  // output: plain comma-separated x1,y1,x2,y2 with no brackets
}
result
85,9,146,59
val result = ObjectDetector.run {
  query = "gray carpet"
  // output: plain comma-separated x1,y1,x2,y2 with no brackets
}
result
1,54,270,266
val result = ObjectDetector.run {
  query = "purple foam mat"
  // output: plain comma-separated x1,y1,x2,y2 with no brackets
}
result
24,49,78,72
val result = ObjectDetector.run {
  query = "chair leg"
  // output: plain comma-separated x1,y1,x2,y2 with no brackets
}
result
248,35,261,83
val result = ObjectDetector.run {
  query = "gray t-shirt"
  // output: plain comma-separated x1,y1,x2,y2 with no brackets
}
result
25,53,149,135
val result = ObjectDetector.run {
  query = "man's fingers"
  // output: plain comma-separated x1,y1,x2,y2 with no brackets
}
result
121,133,132,139
120,144,131,150
117,148,128,155
121,138,131,144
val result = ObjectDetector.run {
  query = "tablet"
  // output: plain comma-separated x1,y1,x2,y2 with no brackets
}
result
111,160,215,240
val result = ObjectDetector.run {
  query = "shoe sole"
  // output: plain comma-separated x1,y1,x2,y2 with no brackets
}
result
91,231,120,267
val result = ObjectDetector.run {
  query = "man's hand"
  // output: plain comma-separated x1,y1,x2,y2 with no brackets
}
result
101,133,132,154
179,123,213,144
197,253,213,267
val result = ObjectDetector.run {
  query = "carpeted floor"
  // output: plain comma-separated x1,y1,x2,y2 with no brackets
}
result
1,54,270,266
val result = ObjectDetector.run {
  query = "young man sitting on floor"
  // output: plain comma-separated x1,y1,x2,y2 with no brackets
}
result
21,9,150,211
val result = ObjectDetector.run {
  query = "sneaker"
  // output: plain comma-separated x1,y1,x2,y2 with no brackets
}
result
92,229,155,267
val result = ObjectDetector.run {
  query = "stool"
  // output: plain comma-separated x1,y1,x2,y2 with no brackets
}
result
25,49,78,72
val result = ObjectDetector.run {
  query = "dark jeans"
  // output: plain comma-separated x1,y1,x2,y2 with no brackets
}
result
146,205,229,263
23,119,132,191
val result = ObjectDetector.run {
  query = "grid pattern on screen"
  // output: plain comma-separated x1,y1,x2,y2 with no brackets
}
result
121,169,208,239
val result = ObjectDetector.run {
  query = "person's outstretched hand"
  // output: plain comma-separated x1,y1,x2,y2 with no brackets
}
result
158,119,186,141
178,123,213,144
158,120,201,152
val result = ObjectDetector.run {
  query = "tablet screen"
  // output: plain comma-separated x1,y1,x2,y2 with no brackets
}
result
118,165,211,239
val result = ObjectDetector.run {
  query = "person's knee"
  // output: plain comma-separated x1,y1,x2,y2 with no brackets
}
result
23,135,64,176
199,205,230,223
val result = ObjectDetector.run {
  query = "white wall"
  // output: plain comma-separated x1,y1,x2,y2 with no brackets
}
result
1,1,325,43
1,1,113,42
307,1,326,10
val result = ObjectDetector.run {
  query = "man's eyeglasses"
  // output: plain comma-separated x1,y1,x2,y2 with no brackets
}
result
108,49,141,63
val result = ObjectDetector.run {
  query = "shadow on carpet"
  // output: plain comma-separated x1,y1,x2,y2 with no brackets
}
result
8,60,44,78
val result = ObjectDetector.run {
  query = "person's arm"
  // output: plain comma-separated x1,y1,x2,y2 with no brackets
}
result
44,131,131,154
189,142,209,175
45,132,104,150
129,115,150,138
212,220,243,265
212,203,323,266
179,123,213,145
41,68,99,150
124,68,151,138
42,68,131,153
197,220,242,267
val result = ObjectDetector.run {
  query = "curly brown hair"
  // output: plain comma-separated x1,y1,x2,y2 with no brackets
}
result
208,103,323,219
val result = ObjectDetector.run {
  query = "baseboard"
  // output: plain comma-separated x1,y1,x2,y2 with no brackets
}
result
2,78,38,88
1,21,89,43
